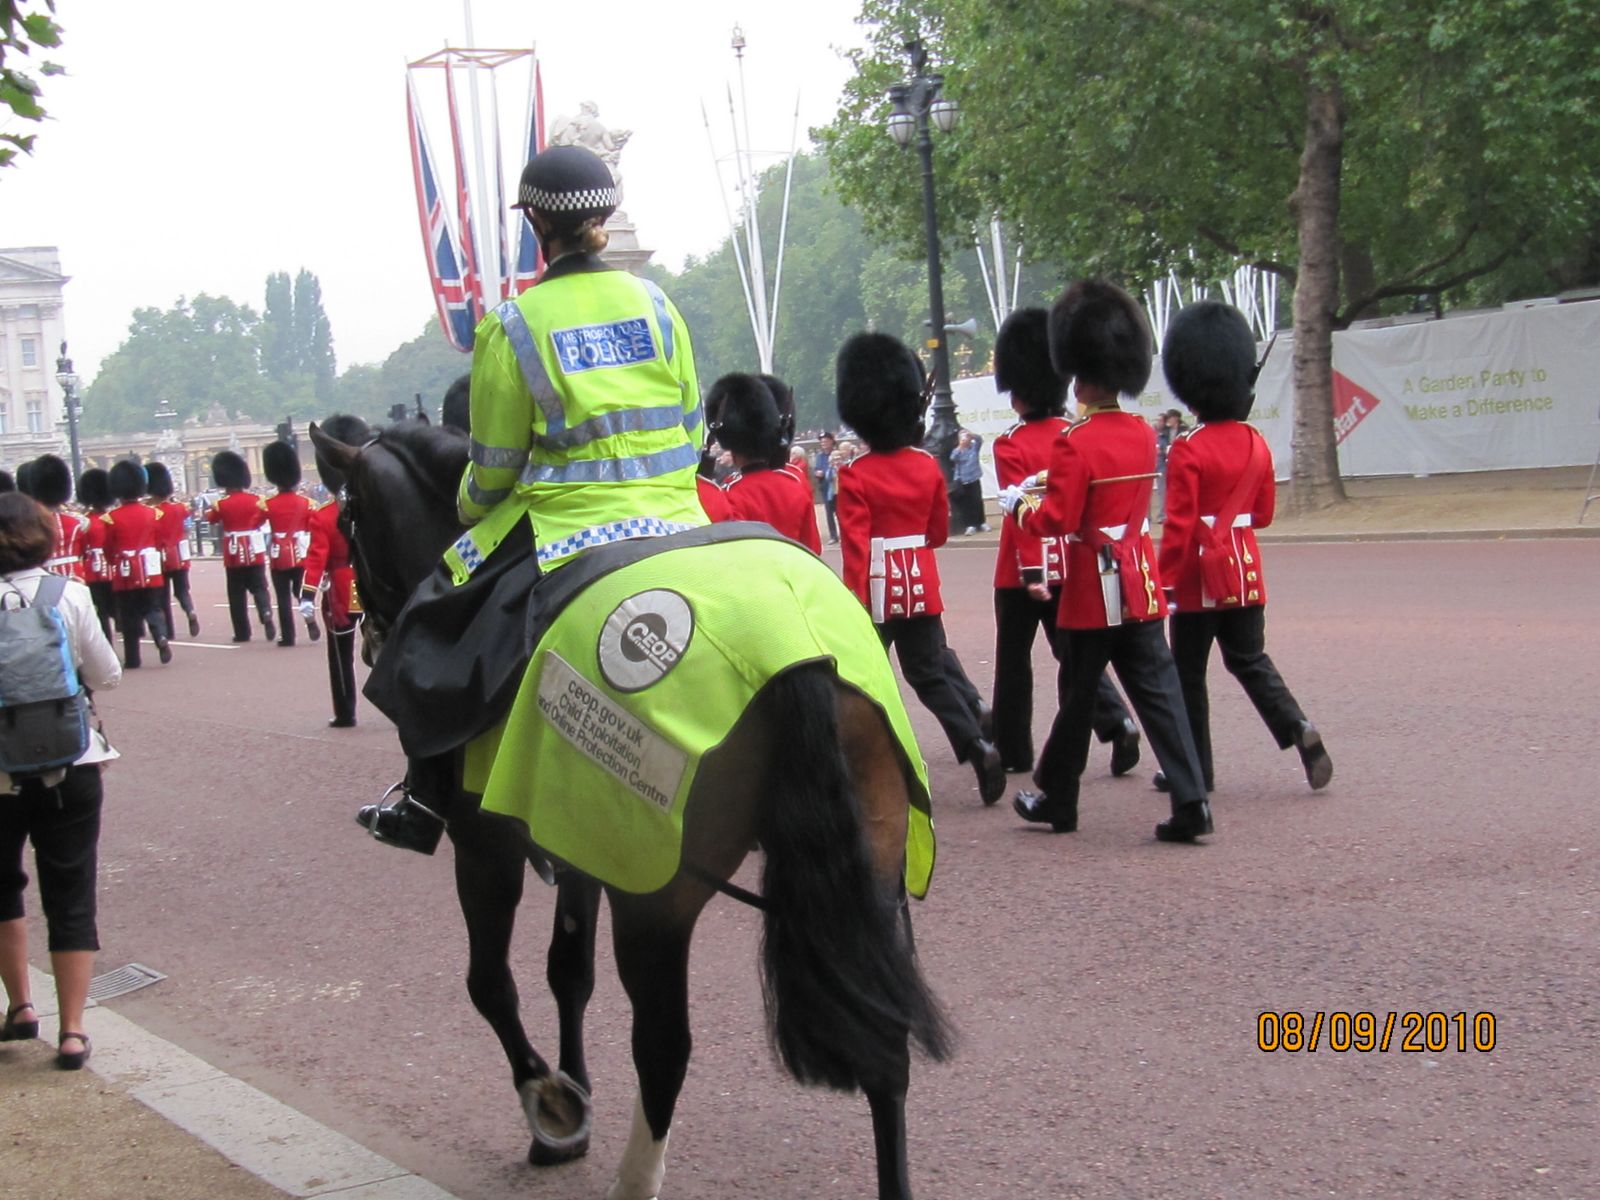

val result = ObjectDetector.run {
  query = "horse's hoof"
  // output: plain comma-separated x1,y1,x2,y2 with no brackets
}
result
527,1130,590,1166
520,1071,593,1161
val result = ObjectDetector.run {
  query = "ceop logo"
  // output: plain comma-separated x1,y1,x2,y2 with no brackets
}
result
598,590,693,692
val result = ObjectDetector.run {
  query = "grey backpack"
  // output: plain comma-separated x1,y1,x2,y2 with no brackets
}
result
0,575,91,777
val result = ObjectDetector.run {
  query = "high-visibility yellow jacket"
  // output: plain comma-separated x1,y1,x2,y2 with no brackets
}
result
457,255,706,572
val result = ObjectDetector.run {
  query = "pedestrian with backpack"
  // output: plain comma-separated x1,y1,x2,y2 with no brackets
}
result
0,492,121,1070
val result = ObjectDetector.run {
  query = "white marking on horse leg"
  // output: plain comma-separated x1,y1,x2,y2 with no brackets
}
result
604,1094,670,1200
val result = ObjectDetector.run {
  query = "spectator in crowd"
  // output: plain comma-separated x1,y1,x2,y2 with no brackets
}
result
950,427,989,534
1156,408,1187,522
812,430,839,545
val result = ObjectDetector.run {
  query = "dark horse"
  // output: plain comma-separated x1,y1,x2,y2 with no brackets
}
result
309,420,950,1200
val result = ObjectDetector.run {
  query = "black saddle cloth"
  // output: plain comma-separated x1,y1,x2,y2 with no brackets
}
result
363,520,791,759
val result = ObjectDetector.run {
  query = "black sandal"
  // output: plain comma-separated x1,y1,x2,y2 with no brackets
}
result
1,1002,38,1041
56,1031,91,1070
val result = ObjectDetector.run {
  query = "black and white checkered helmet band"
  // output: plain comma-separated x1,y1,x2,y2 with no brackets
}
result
517,183,618,212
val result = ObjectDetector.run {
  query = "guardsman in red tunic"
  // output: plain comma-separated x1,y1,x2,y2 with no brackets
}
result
835,332,1004,806
758,372,812,494
102,460,172,668
144,461,200,638
710,373,823,553
263,441,319,648
695,472,732,522
74,467,116,641
300,415,370,727
1003,281,1212,842
989,309,1141,777
17,455,87,582
1157,301,1331,794
205,450,275,644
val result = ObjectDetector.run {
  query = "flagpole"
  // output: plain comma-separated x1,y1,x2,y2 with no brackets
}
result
731,33,771,372
764,90,802,362
462,0,495,314
702,98,763,355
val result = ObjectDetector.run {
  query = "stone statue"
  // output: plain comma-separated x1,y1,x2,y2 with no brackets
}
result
549,100,632,209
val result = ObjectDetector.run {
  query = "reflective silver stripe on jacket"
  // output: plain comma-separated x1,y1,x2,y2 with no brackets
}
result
464,478,513,508
519,441,699,485
638,278,675,362
495,300,565,433
682,402,703,434
470,439,528,470
535,402,687,451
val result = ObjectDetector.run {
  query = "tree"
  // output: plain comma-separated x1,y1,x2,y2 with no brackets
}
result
824,0,1600,511
293,269,337,402
259,272,297,381
0,0,62,171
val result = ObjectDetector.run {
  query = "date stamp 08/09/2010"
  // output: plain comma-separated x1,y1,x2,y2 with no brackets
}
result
1257,1011,1497,1054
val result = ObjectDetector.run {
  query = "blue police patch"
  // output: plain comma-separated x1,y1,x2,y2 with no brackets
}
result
550,318,658,375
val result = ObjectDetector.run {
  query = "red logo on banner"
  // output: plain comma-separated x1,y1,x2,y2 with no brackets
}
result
1331,371,1381,444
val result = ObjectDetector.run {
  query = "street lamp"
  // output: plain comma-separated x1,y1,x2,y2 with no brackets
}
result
885,38,961,484
53,342,83,482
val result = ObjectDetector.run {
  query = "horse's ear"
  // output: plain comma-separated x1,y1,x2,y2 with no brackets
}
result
309,422,359,477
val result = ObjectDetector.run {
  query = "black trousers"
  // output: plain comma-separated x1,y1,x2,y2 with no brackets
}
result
1170,606,1306,789
822,498,838,541
271,568,305,645
992,586,1133,770
878,615,984,760
1037,619,1207,809
87,580,115,641
225,564,272,640
0,764,103,951
326,622,358,725
160,567,197,638
115,587,170,667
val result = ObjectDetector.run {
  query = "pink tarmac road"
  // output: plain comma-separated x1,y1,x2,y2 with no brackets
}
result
72,540,1597,1199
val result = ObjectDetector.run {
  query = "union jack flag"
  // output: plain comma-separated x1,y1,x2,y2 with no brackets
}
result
405,73,477,352
512,61,546,294
444,61,485,320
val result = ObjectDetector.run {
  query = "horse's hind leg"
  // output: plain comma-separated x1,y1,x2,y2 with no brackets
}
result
548,872,601,1093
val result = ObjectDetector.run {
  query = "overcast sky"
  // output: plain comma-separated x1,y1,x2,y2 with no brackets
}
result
2,0,871,383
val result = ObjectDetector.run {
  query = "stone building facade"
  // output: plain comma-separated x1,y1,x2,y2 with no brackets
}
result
0,246,72,471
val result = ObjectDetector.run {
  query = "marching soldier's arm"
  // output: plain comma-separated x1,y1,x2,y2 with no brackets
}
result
835,463,872,607
1157,437,1202,585
1251,433,1277,531
1019,433,1088,538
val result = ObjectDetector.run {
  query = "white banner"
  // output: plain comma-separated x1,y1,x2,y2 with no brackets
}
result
954,298,1600,491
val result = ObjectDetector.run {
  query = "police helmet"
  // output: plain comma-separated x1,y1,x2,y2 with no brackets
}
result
513,145,618,234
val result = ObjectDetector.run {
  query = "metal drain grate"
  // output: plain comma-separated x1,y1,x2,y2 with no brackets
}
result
87,963,167,1002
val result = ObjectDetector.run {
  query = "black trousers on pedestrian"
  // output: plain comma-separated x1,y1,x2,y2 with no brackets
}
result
878,615,983,761
327,622,359,725
992,586,1133,771
0,764,104,951
225,564,272,640
115,587,170,667
271,568,305,645
1170,605,1307,789
1036,619,1207,810
822,497,838,542
160,567,197,638
952,480,985,530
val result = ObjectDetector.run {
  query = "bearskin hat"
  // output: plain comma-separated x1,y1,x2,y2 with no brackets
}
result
836,331,927,453
145,461,175,499
1161,300,1259,423
212,449,251,491
313,414,372,493
109,459,148,503
77,468,111,510
0,470,12,494
707,373,781,461
1048,280,1153,398
756,373,797,468
262,440,302,490
995,307,1068,417
441,373,471,434
21,455,75,507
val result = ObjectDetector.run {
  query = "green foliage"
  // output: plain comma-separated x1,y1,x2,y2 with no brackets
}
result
335,319,470,423
0,0,63,170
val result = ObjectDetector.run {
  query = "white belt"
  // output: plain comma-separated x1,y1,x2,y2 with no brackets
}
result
1200,514,1252,529
877,534,926,552
45,555,79,568
1067,520,1150,543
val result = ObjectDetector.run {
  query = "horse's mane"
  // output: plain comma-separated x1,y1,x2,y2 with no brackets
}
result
375,421,471,503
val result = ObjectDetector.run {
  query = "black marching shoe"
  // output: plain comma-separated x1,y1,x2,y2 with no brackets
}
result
263,614,277,643
1109,719,1141,777
356,788,446,855
1152,770,1214,794
156,637,173,665
307,618,321,643
187,612,201,637
1155,799,1214,843
968,737,1006,806
1012,789,1077,833
977,700,995,744
1293,721,1333,790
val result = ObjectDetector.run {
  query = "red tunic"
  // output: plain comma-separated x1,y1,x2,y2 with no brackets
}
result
778,461,809,492
836,447,948,620
46,510,89,580
102,501,166,591
1158,421,1274,612
154,500,191,573
265,490,315,571
82,511,111,584
696,474,732,522
300,501,359,628
722,465,822,553
1020,405,1164,630
206,491,268,567
992,417,1072,590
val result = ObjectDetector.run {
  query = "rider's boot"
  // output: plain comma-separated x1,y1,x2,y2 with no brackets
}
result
357,754,456,855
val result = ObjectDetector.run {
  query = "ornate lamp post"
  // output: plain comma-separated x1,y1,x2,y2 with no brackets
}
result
53,342,83,482
885,37,960,480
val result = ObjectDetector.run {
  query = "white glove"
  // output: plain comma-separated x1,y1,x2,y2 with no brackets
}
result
298,599,316,621
1019,473,1040,491
997,485,1026,516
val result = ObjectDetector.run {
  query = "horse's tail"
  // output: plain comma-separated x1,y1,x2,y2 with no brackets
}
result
756,663,951,1090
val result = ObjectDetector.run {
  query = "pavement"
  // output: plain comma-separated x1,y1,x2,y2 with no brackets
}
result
1,465,1595,1200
